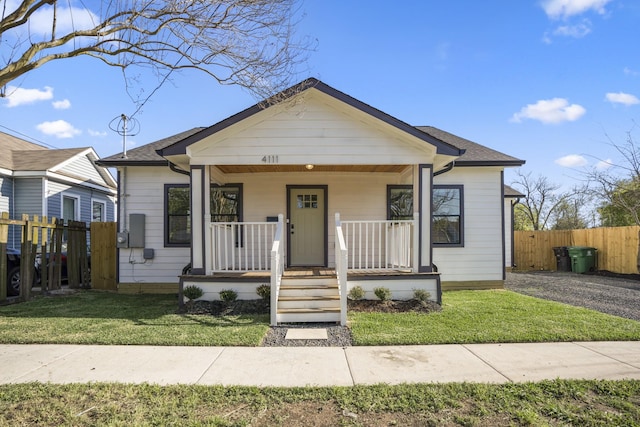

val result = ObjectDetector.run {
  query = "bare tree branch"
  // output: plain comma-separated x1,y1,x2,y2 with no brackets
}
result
1,0,310,101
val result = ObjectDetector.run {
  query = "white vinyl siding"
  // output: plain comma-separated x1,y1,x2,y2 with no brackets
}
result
117,167,190,284
62,154,108,185
188,92,438,167
433,167,504,283
0,176,11,214
504,197,515,269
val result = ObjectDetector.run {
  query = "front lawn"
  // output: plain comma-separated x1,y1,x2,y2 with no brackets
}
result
1,380,639,426
0,291,268,346
2,289,640,347
348,290,640,345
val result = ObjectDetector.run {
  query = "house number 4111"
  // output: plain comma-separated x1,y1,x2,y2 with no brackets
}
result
261,155,279,164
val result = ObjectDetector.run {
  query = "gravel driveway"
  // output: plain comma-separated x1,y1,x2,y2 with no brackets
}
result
505,271,640,322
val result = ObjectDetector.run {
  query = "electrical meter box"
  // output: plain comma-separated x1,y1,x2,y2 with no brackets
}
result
129,214,146,248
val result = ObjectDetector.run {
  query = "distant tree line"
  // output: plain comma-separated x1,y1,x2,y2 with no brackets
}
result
511,128,640,231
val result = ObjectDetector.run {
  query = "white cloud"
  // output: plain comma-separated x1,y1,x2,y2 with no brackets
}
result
28,5,98,38
605,92,640,106
88,129,107,137
624,67,639,76
510,98,586,124
555,154,588,167
553,20,592,38
541,0,612,20
36,120,81,139
596,159,613,170
52,99,71,110
4,85,53,107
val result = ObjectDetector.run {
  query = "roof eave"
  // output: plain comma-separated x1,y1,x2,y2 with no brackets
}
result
95,159,170,167
157,78,465,158
455,160,526,167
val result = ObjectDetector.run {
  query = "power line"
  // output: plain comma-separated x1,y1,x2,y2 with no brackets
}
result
0,123,60,149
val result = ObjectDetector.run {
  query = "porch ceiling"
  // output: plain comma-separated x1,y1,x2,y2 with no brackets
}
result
214,164,410,173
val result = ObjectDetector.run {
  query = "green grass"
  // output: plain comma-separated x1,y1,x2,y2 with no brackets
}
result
2,288,640,347
349,290,640,345
0,380,639,426
0,291,268,346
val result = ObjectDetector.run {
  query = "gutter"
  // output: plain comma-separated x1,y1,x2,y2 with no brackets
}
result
433,161,455,176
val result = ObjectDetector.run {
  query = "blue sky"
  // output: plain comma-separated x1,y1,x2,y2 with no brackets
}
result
2,0,639,189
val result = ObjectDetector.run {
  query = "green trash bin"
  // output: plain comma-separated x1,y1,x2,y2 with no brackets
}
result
567,246,597,273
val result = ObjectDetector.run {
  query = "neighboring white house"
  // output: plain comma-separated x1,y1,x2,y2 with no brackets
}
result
98,79,525,324
0,131,117,248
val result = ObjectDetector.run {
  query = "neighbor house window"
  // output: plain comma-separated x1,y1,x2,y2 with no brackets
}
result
387,185,413,220
62,194,79,242
210,184,242,222
433,185,463,246
92,199,106,222
165,184,190,247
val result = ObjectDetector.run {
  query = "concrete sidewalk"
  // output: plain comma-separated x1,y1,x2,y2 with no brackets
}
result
1,342,640,387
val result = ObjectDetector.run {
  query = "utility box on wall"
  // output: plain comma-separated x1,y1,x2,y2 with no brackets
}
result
116,232,129,248
129,214,146,248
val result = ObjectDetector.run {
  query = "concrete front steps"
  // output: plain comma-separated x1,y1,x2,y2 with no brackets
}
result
277,276,341,323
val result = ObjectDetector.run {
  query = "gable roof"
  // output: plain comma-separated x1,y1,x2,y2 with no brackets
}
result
98,79,525,169
157,78,463,158
12,147,88,171
0,131,47,170
416,126,525,167
0,131,117,190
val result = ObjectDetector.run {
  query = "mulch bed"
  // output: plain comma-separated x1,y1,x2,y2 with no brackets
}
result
184,298,441,315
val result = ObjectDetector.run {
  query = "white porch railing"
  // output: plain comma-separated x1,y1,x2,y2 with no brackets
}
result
270,214,285,326
334,214,348,326
210,220,279,272
341,214,417,271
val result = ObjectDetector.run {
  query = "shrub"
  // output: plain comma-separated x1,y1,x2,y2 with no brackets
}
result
219,289,238,303
413,288,431,302
374,286,392,301
183,285,203,301
256,284,270,300
348,286,365,300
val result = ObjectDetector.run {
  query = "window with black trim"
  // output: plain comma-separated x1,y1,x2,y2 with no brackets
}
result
211,184,242,222
387,185,413,220
433,185,463,246
165,184,190,247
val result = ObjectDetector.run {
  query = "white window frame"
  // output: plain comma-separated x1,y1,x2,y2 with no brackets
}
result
61,193,81,224
91,198,107,222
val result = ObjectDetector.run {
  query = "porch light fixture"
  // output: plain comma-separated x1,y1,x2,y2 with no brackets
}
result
305,164,314,170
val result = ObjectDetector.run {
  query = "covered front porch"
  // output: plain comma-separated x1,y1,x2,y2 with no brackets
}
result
182,213,441,325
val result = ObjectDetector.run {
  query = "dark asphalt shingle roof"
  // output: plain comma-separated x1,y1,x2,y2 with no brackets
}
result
0,132,48,170
97,80,524,167
504,184,525,198
98,127,206,165
416,126,525,166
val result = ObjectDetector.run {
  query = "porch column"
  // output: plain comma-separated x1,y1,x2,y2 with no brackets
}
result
417,164,433,272
190,165,206,275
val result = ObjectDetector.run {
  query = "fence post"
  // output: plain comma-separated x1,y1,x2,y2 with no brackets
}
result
0,212,8,302
20,214,33,302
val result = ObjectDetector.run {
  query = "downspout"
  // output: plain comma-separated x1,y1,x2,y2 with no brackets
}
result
510,197,521,269
169,161,190,176
433,161,455,176
121,167,127,233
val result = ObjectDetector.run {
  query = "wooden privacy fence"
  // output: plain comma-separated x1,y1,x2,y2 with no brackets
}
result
0,212,92,303
90,221,117,291
514,226,640,274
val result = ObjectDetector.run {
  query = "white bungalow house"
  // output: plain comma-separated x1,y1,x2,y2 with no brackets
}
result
98,79,525,325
